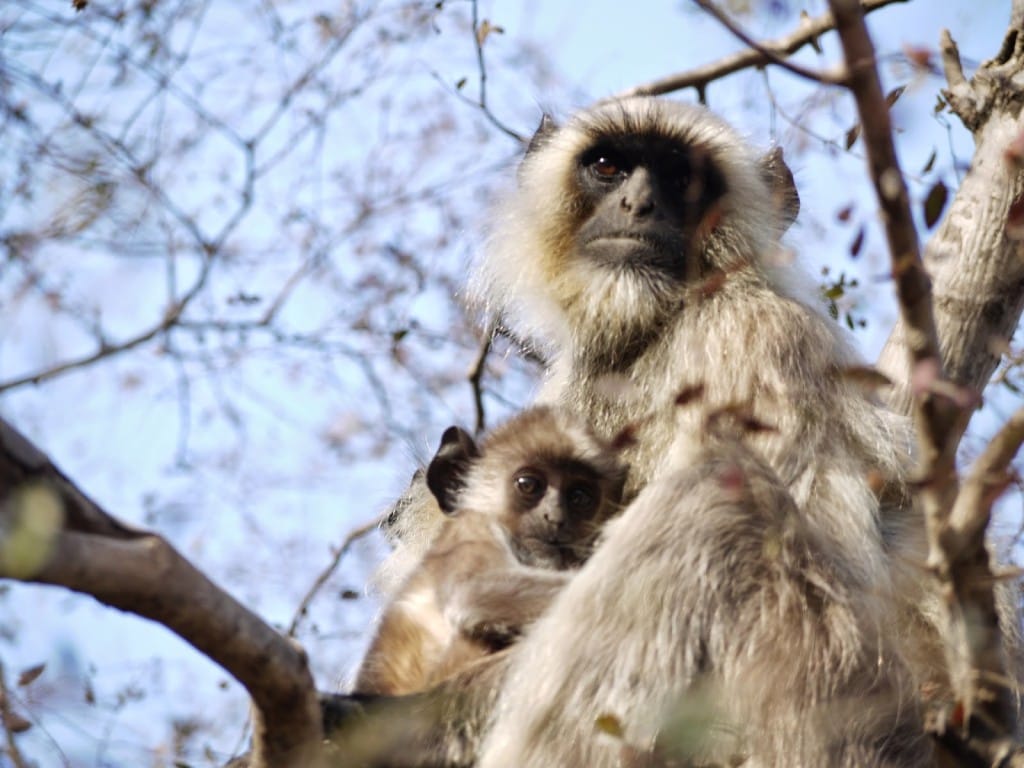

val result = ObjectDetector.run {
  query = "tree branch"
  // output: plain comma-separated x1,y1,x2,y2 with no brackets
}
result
287,515,382,638
617,0,906,99
0,418,323,768
693,0,844,86
830,0,1022,757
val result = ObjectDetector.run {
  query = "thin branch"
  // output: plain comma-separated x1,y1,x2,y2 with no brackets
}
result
950,406,1024,546
0,268,211,393
467,329,493,436
693,0,845,86
618,0,907,99
287,515,383,638
468,0,523,142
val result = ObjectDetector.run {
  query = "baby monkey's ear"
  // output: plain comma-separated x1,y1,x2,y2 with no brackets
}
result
426,426,480,515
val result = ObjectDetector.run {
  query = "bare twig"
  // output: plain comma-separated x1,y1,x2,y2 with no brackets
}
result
618,0,907,99
287,515,384,638
467,0,523,142
467,329,493,436
693,0,845,86
0,417,323,768
950,407,1024,547
0,279,208,393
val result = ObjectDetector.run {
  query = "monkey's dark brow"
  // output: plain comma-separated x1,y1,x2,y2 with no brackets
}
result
530,456,604,480
577,135,700,174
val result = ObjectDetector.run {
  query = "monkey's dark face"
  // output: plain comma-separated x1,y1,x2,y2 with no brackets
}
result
507,460,608,568
573,133,727,283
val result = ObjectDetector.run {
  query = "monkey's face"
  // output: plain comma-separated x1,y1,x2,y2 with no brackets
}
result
572,133,726,285
505,461,609,569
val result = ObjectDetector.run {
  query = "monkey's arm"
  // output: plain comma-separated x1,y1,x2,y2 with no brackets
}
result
445,566,571,645
324,651,511,768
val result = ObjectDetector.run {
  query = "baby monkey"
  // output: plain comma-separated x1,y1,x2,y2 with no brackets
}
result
353,406,626,696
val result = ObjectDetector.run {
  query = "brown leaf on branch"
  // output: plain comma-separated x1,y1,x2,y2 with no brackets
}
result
902,44,935,73
16,664,45,688
476,19,504,46
923,180,949,229
2,710,32,734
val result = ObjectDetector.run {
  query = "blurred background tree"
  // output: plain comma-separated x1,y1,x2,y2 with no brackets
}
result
0,0,1018,765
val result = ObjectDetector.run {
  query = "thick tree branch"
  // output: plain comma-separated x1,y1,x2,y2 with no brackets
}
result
0,418,323,768
878,23,1024,405
617,0,906,99
828,0,965,562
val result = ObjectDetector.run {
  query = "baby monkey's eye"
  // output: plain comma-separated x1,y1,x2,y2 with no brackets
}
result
513,470,546,500
566,485,599,514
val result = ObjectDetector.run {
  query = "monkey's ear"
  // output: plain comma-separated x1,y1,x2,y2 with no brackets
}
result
426,426,480,515
524,113,558,157
758,146,800,233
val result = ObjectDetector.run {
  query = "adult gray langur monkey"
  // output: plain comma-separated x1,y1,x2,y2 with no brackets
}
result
467,96,934,767
346,97,957,766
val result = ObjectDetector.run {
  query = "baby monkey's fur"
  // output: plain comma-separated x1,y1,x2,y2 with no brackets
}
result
353,406,625,696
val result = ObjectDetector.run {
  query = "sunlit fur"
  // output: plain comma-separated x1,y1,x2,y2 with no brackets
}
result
467,98,939,766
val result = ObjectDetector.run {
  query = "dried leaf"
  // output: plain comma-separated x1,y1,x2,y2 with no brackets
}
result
475,19,504,47
836,204,854,223
884,85,906,109
845,123,861,150
923,180,948,229
595,713,625,738
849,226,865,257
455,77,467,90
674,384,705,406
902,45,933,71
2,710,31,733
920,149,937,174
17,664,45,687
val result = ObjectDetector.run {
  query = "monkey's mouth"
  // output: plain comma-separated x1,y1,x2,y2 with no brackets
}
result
581,232,687,279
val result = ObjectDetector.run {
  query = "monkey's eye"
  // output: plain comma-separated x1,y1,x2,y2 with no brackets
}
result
513,470,546,500
582,147,628,182
566,485,599,514
592,156,621,177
